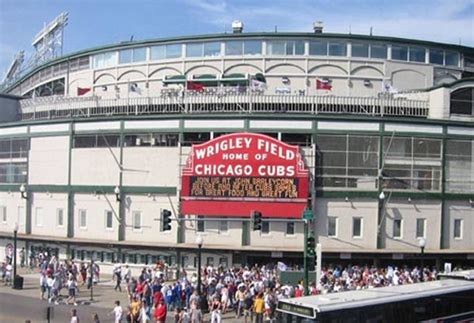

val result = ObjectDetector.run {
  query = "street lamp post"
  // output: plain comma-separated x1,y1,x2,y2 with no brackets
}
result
195,235,203,298
90,254,96,301
418,238,426,282
12,222,19,289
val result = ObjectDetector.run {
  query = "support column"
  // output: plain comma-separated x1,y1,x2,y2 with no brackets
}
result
67,192,74,238
25,194,31,235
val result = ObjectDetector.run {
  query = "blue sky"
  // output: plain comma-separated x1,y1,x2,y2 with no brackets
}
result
0,0,473,77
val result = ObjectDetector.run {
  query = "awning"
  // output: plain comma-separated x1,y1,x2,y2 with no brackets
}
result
221,73,249,86
163,75,186,84
193,74,218,86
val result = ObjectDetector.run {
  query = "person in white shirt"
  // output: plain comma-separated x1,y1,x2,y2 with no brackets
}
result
111,300,123,323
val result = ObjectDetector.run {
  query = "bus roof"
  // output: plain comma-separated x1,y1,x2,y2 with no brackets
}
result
438,270,474,280
279,279,474,315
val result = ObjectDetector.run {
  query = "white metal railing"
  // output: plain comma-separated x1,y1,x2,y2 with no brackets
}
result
19,94,429,120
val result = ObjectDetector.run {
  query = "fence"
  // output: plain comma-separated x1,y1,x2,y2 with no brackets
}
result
19,94,429,120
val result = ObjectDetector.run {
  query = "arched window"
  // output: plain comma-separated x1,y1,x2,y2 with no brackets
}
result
450,87,473,115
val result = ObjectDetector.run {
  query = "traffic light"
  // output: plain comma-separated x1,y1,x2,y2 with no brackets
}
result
162,209,172,231
252,211,262,231
306,235,316,256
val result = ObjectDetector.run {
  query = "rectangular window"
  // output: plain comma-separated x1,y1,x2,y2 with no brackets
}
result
219,257,228,267
186,43,203,57
244,40,262,55
0,206,6,223
352,43,369,58
370,44,387,59
35,207,43,227
166,44,182,58
284,40,304,55
454,219,463,239
267,41,285,55
182,132,211,146
119,49,132,64
133,211,142,230
226,41,243,55
197,216,205,232
445,139,473,193
328,42,347,56
57,209,64,227
261,221,270,234
409,47,426,62
352,217,362,238
316,134,379,190
393,219,402,238
286,222,295,235
203,42,221,56
328,217,337,237
132,48,146,62
416,218,426,238
445,51,459,67
429,49,444,65
309,41,327,55
206,257,214,266
93,51,117,69
79,209,87,229
73,135,96,148
392,45,408,61
105,210,113,230
150,45,166,60
219,220,228,233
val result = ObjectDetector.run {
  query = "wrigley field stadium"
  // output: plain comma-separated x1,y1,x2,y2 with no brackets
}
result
0,18,473,273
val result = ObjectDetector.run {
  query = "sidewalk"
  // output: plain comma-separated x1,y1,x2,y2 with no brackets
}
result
0,269,248,322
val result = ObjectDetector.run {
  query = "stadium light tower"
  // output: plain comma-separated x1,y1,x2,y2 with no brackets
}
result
31,12,69,65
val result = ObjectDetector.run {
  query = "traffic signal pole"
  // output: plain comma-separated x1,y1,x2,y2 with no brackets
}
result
303,219,309,296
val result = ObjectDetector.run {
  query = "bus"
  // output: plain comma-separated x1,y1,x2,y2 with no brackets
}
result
277,278,474,322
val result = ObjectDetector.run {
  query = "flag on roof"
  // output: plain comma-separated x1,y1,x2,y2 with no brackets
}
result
77,87,91,96
316,79,332,90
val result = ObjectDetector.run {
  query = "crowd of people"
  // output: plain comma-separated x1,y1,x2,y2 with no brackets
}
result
106,262,440,323
1,249,450,322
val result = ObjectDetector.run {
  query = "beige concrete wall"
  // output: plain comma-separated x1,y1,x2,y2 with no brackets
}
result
30,192,68,237
0,192,27,234
382,200,441,251
29,136,69,185
428,87,450,119
71,148,121,186
315,199,378,252
249,221,304,250
184,217,244,249
122,147,180,187
443,201,474,250
123,194,178,244
73,193,119,241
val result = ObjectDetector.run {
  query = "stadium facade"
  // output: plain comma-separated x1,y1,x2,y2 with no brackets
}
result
0,25,473,270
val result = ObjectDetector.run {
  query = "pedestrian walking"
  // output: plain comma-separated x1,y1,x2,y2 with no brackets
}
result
114,266,122,292
110,300,123,323
70,308,80,323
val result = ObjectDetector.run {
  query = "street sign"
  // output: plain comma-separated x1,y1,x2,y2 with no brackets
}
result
303,209,314,220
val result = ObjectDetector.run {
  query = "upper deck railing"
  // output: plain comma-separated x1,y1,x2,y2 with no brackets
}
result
19,93,429,121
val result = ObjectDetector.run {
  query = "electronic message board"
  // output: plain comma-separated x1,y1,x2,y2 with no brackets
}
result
181,133,309,218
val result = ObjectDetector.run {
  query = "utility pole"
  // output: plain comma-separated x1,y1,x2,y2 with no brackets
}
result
302,209,314,296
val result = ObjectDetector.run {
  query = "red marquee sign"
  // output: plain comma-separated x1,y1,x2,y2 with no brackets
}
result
181,133,309,218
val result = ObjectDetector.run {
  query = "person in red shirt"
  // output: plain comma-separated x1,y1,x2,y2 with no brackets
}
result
294,288,303,297
153,289,163,307
154,298,167,323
